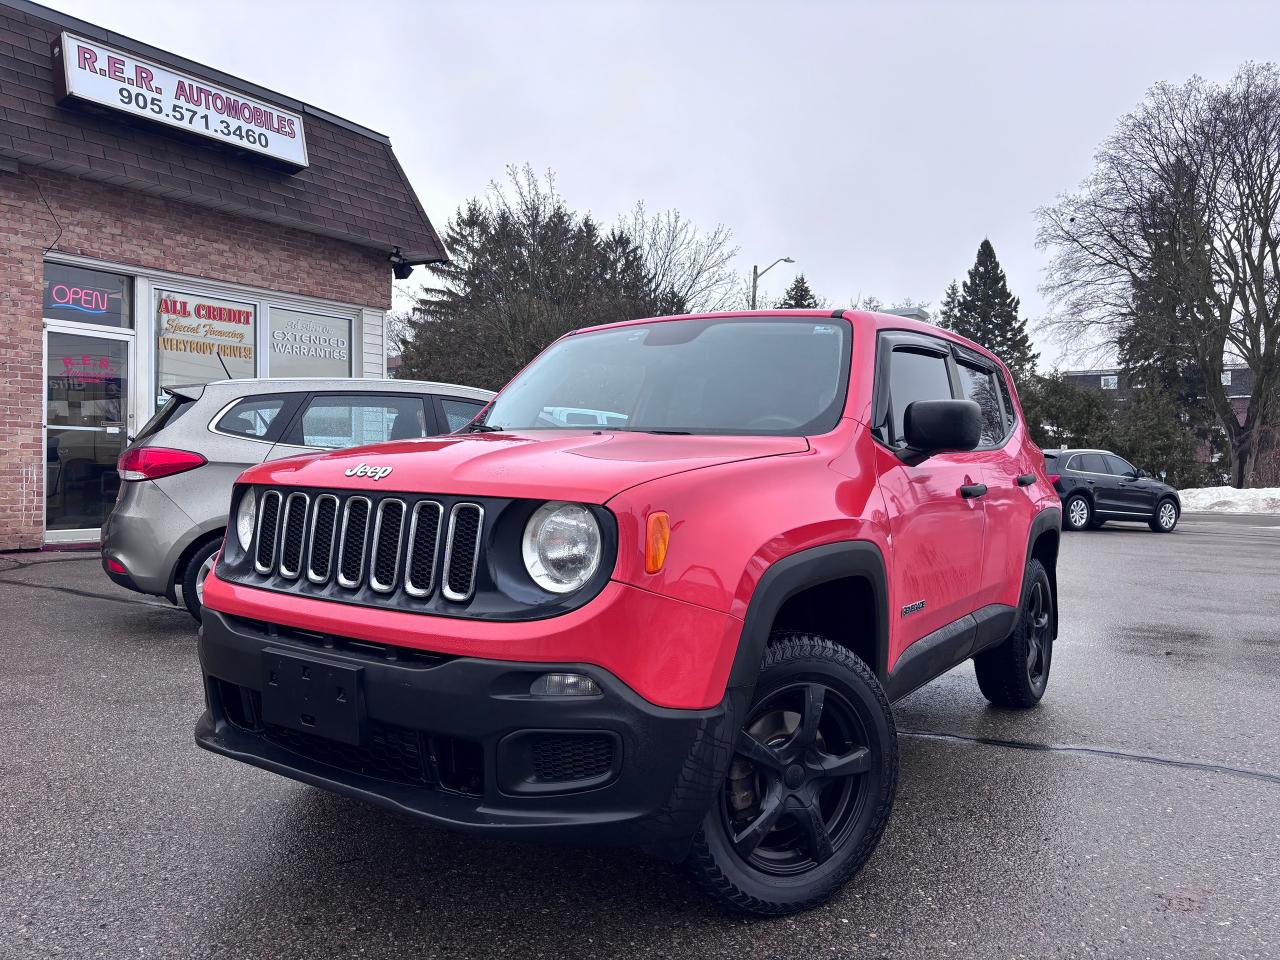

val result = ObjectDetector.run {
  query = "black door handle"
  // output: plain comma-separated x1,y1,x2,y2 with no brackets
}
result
1016,473,1036,486
1085,479,1095,484
960,483,988,499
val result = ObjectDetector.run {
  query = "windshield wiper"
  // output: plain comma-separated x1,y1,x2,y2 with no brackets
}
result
638,429,691,435
464,422,503,433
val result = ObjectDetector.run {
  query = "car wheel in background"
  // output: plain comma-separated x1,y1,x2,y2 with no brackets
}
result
182,539,221,623
685,632,897,915
973,558,1054,709
1063,494,1092,531
1150,498,1179,533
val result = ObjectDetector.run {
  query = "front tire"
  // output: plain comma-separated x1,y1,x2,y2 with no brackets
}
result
685,633,897,915
181,539,221,623
974,558,1054,708
1149,498,1179,533
1063,493,1092,531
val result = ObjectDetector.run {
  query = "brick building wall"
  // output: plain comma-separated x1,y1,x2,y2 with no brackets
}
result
0,164,394,551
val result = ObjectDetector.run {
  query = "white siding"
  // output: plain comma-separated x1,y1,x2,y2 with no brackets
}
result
361,307,386,378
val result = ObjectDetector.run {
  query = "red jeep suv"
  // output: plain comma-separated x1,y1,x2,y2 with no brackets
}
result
197,310,1061,914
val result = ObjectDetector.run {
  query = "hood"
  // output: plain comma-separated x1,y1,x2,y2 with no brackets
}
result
239,431,810,503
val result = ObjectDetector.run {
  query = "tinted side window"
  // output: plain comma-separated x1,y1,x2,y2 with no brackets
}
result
300,395,428,448
995,372,1017,430
957,362,1003,445
888,348,953,444
214,397,287,440
1072,453,1108,473
438,397,485,433
1105,455,1136,476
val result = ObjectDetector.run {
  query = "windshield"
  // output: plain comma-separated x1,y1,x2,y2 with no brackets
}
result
479,316,851,436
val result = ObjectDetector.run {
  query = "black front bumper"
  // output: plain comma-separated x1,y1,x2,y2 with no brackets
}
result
195,609,739,849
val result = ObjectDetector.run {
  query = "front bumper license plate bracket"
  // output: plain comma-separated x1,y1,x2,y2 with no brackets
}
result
261,648,365,745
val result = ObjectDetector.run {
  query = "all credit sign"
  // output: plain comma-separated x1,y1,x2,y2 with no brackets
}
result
52,32,309,169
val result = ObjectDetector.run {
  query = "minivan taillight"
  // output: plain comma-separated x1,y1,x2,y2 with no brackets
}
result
117,447,207,481
1047,473,1061,486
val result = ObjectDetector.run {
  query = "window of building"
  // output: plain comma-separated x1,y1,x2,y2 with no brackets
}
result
888,348,953,445
439,397,486,432
43,262,132,328
298,394,429,448
268,307,352,378
1100,375,1118,390
956,362,1004,445
155,289,256,396
1222,370,1232,386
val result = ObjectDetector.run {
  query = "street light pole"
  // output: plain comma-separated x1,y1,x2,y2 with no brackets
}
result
750,256,795,310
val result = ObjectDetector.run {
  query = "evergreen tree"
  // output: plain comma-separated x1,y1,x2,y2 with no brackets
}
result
936,280,961,331
951,239,1038,384
398,167,683,389
776,273,820,309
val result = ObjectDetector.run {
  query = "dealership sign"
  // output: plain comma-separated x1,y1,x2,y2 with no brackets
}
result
52,32,308,168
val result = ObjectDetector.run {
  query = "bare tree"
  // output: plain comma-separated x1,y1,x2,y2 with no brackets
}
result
397,166,738,389
1038,63,1280,487
620,202,739,312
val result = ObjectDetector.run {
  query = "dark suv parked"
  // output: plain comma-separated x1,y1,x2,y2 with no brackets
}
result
1046,449,1180,533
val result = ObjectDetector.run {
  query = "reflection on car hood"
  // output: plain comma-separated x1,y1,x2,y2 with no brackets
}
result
238,431,810,503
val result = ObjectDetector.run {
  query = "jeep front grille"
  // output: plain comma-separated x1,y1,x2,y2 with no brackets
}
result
246,487,485,606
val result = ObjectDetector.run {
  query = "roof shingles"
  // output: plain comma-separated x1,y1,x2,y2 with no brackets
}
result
0,1,446,263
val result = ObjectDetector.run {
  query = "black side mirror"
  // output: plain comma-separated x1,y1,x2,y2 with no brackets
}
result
901,399,982,465
1134,468,1147,479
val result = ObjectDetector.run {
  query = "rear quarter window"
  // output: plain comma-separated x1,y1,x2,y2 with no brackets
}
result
214,397,289,440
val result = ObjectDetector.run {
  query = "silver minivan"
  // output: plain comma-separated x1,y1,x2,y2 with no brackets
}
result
101,378,494,621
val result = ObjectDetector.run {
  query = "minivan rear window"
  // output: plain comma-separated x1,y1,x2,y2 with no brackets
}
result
134,393,195,442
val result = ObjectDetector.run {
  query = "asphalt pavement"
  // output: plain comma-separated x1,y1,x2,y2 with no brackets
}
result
2,513,1278,959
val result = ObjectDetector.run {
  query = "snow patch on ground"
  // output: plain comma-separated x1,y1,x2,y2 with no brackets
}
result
1178,486,1280,514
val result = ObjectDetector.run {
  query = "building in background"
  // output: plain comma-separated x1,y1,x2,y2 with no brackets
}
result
0,0,446,549
1062,364,1254,423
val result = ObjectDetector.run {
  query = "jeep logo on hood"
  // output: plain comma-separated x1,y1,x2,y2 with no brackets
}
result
344,463,393,481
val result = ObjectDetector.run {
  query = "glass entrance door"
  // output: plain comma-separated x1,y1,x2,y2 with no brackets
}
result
45,329,133,540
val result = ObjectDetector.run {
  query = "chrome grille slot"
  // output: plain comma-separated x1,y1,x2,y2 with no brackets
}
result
307,494,339,583
442,503,483,602
369,499,407,593
278,492,310,579
254,491,283,574
336,496,372,588
404,500,443,597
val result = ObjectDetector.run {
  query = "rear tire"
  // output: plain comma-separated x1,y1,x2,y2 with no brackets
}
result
974,559,1054,709
684,633,897,915
1149,498,1179,533
181,539,221,623
1063,494,1092,531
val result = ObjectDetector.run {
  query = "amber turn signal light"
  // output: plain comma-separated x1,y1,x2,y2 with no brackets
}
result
645,511,670,574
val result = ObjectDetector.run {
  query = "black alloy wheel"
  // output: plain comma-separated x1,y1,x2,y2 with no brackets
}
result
686,634,896,915
1023,578,1052,693
974,557,1055,708
724,681,868,875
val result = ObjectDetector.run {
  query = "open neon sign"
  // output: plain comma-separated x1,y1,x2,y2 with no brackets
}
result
49,283,110,315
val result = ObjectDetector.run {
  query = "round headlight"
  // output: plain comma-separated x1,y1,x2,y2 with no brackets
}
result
522,502,602,594
235,489,257,552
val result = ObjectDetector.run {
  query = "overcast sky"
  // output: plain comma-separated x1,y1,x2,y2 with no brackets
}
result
43,0,1280,367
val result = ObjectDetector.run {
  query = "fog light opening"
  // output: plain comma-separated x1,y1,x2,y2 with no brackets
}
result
530,673,601,697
